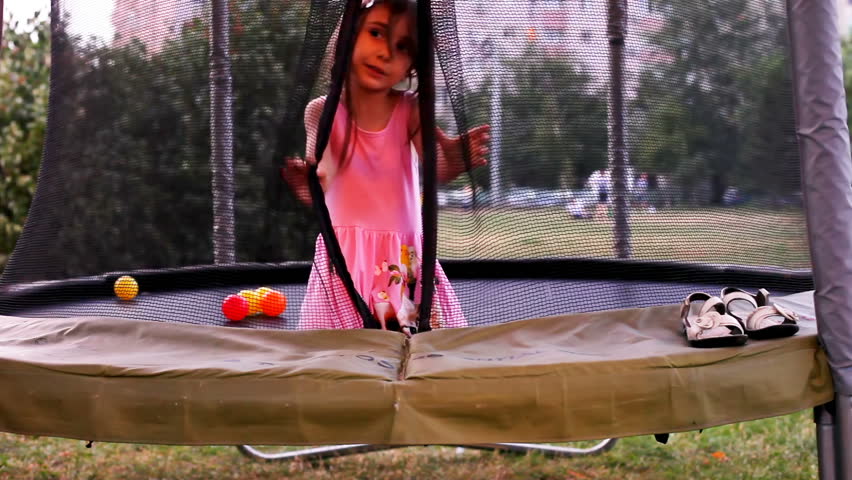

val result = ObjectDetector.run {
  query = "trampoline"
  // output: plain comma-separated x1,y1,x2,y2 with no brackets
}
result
1,0,851,477
0,259,825,451
0,286,829,446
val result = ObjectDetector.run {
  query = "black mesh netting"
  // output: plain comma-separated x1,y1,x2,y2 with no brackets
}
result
0,0,810,330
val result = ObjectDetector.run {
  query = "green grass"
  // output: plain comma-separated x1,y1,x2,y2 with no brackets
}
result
0,410,818,479
438,206,810,268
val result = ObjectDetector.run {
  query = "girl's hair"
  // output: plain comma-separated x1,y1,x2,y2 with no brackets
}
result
340,0,419,171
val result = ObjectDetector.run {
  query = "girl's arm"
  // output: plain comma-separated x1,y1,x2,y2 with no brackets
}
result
409,101,490,184
282,97,329,206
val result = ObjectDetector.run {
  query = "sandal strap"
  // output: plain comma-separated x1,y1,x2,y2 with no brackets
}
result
694,310,742,329
681,293,710,321
722,291,757,306
774,303,799,321
688,310,744,339
747,304,799,330
756,288,771,306
699,296,726,317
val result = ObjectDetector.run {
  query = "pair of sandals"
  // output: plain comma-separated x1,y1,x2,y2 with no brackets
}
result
681,288,800,348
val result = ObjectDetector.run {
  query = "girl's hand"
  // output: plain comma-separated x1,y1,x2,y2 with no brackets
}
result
281,156,313,205
281,156,307,183
460,124,491,169
436,124,490,180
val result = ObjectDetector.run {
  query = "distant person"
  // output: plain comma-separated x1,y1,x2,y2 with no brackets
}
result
587,169,610,219
634,173,654,212
647,173,661,210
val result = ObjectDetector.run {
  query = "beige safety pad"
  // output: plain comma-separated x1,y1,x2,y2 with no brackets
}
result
0,315,404,445
399,296,831,443
0,292,832,445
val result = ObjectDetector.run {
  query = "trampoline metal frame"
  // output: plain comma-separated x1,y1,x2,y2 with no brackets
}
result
236,438,618,462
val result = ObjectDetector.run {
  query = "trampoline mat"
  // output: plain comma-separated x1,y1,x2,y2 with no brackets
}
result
3,278,803,329
0,291,830,445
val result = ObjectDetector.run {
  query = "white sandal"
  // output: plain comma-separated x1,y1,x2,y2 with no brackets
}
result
681,292,748,348
721,287,799,339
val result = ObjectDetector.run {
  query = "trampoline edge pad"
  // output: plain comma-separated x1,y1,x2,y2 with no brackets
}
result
0,292,832,445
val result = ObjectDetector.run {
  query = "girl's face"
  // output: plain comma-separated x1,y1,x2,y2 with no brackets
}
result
350,4,415,94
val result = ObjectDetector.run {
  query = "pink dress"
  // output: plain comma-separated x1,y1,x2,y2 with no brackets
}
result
298,92,467,330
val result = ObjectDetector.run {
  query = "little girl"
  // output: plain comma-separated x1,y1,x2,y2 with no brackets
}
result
283,0,489,334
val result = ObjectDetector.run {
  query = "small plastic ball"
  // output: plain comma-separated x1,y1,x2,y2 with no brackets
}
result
255,286,274,298
222,294,249,321
239,289,261,315
114,275,138,300
261,290,287,317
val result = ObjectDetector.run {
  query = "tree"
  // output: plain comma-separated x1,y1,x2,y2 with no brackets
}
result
631,0,792,204
737,54,799,203
0,12,50,268
499,46,608,191
3,1,318,282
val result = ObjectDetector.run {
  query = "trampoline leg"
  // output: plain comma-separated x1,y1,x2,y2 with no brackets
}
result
462,439,618,457
237,444,401,462
237,439,618,462
816,402,837,480
836,394,852,480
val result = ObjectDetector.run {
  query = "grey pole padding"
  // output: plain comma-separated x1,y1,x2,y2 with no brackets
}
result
210,0,236,264
786,0,852,393
815,403,837,480
608,0,631,258
836,395,852,480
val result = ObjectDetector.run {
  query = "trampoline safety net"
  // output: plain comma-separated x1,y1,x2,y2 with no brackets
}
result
0,0,809,332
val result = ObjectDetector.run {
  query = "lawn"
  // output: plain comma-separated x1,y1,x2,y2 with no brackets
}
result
438,206,810,269
0,410,817,479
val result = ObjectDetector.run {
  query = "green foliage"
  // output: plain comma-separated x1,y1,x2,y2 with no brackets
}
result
0,12,50,262
843,37,852,136
629,95,693,178
5,1,318,279
499,46,608,190
632,0,793,204
737,54,799,203
0,0,836,275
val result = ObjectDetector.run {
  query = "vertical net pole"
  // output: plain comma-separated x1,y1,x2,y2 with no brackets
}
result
210,0,236,264
836,396,852,480
489,72,503,204
608,0,631,259
417,0,437,332
786,0,852,477
485,41,503,205
815,403,838,480
0,0,5,48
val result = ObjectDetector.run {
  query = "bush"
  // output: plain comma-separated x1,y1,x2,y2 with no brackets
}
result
0,12,50,268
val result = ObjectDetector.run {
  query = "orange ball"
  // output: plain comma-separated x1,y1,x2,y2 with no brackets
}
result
238,289,261,315
260,290,287,317
113,275,138,300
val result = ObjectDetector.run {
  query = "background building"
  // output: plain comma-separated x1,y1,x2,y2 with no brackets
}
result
112,0,202,51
